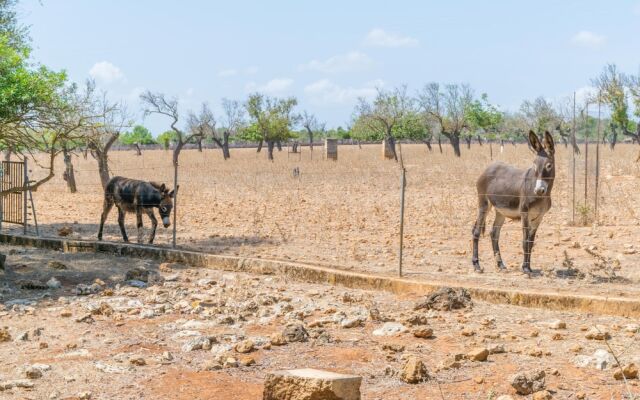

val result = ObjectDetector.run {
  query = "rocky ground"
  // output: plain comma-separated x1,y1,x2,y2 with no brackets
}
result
1,243,639,399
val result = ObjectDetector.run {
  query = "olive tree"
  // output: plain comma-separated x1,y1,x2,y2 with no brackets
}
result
245,93,299,160
417,83,473,157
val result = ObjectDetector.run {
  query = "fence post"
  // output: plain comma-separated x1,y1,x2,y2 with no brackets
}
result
595,91,601,223
172,162,179,248
23,158,27,235
398,143,406,278
572,92,576,224
584,103,589,213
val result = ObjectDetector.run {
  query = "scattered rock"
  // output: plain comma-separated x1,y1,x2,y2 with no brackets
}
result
488,344,505,354
585,325,611,340
74,283,101,296
239,356,256,367
235,340,254,354
48,260,68,269
614,363,638,380
400,356,430,384
182,336,212,352
414,287,472,311
467,347,489,362
373,322,407,337
25,365,45,379
75,313,94,324
593,349,617,370
59,309,72,318
46,277,62,289
340,317,364,329
270,333,287,346
0,327,11,342
282,324,309,343
77,391,92,400
510,369,546,395
129,357,146,366
0,379,35,390
548,320,566,329
57,226,73,237
533,390,552,400
412,327,433,339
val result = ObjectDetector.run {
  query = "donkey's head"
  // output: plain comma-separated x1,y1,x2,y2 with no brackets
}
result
528,130,555,196
155,183,175,228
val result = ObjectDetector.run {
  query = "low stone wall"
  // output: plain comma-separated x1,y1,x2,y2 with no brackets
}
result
2,233,639,318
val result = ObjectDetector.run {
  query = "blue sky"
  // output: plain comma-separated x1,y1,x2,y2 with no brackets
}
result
19,0,640,134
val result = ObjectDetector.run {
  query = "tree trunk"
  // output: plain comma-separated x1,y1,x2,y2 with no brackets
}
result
465,136,472,149
257,140,263,153
610,130,617,150
197,138,203,152
267,141,275,160
476,134,483,146
97,152,110,189
383,134,398,161
276,141,282,151
437,135,443,153
3,147,12,162
423,138,432,152
222,131,231,160
446,133,462,157
134,143,142,156
62,147,77,193
306,127,314,152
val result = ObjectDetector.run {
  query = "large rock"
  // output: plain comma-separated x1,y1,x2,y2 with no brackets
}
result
400,357,430,384
372,322,407,337
614,363,639,380
263,368,362,400
414,287,472,311
282,324,309,343
510,369,545,395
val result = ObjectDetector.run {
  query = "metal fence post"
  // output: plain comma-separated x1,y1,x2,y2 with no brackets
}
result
172,162,179,248
398,143,406,278
23,158,27,235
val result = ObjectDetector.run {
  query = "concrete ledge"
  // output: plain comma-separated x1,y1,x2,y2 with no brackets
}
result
2,233,640,318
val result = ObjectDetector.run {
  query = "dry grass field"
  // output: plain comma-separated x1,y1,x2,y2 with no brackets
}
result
11,142,640,297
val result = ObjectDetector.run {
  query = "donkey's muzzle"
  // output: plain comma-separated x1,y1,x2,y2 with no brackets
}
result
162,216,171,228
534,179,548,196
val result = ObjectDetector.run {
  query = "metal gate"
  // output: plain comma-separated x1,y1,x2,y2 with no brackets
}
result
1,160,26,225
0,160,38,234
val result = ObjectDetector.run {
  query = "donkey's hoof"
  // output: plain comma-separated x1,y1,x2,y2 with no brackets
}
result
496,261,506,271
472,261,483,273
521,264,532,274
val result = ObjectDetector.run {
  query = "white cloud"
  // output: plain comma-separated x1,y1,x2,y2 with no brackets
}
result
301,51,372,73
570,31,606,48
245,78,294,94
304,79,384,105
89,61,125,83
364,28,419,48
218,68,238,77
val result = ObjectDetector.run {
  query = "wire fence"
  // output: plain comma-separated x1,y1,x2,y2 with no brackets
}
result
2,134,640,291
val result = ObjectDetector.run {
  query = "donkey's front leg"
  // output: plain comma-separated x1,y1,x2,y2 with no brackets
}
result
471,197,490,273
520,213,536,274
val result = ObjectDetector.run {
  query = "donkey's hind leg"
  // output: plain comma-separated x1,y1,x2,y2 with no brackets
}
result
491,212,506,270
472,196,490,272
98,197,114,241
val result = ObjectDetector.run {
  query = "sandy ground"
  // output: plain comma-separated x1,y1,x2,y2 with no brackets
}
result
4,143,640,300
1,243,640,399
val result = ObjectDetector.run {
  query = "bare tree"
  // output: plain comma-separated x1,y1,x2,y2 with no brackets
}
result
217,98,245,159
188,103,218,156
141,91,204,166
301,111,325,154
85,83,131,189
353,86,413,161
417,83,473,157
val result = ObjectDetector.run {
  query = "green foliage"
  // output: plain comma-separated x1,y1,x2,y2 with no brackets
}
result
157,130,177,149
466,93,503,139
245,93,299,142
120,125,156,145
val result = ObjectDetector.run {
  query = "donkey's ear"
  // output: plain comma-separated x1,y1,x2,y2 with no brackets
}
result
543,131,555,156
167,189,175,198
159,183,166,193
528,130,543,153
